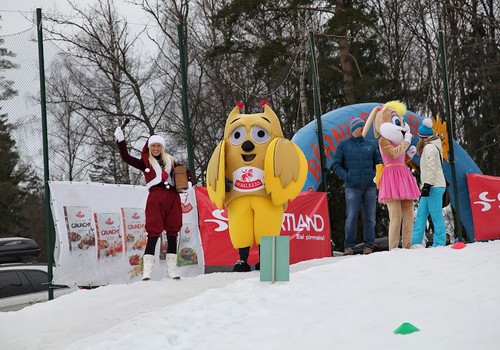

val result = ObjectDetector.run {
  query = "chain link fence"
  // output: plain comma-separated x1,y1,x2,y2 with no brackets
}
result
3,26,64,178
1,5,499,310
1,15,72,310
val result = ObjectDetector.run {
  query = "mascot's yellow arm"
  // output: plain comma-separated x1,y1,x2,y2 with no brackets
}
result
264,138,307,206
206,140,226,209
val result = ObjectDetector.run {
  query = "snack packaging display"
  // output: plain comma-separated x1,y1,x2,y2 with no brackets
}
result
63,206,95,253
94,212,124,259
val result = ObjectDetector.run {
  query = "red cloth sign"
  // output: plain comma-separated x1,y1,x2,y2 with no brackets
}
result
196,188,332,266
467,173,500,241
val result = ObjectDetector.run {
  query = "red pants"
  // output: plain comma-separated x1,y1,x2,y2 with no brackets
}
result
145,187,182,237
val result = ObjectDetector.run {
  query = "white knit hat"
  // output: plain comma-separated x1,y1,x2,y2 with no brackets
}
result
147,134,166,148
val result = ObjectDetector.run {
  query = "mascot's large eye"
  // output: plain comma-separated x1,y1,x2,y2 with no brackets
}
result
229,126,247,145
392,115,402,127
250,126,270,144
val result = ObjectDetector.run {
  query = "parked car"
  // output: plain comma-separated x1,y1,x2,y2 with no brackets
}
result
0,237,78,312
0,263,78,312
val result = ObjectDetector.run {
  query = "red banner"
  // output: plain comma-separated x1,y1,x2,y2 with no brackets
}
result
467,173,500,241
196,188,331,266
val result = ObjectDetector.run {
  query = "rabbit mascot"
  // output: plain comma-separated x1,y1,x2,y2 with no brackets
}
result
362,101,420,250
206,101,307,271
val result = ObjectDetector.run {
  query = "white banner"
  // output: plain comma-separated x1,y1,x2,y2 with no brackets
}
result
49,181,204,286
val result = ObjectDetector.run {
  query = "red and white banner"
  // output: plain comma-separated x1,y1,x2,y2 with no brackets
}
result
467,173,500,241
196,187,331,266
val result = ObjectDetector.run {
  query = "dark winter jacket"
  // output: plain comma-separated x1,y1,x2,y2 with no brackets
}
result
332,136,382,188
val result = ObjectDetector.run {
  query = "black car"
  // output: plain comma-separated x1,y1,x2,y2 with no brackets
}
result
0,237,77,312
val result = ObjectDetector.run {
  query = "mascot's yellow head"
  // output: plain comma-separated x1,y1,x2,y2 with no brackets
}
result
224,100,284,172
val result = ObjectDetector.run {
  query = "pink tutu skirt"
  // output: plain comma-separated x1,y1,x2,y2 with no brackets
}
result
378,164,420,203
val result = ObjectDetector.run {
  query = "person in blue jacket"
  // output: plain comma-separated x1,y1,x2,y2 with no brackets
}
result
333,117,382,255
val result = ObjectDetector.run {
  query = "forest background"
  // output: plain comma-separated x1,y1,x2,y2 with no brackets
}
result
0,0,498,261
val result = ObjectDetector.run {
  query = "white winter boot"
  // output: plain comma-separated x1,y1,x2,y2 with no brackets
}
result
142,254,155,281
166,253,180,280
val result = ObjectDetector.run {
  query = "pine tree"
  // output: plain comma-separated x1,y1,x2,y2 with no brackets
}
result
0,18,22,235
0,114,24,234
0,29,17,101
0,22,47,260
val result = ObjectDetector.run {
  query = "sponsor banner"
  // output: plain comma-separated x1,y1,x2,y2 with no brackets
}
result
196,187,331,266
95,212,124,260
121,208,147,279
50,181,204,286
64,206,95,253
176,188,204,270
467,174,500,241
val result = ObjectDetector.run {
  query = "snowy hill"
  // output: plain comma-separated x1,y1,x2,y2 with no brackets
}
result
1,241,499,350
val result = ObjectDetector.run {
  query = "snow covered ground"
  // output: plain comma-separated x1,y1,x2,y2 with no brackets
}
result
1,240,499,350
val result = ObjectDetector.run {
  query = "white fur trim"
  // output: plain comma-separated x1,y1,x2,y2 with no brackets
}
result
148,135,166,148
145,157,175,189
164,154,173,174
422,118,433,128
145,158,163,189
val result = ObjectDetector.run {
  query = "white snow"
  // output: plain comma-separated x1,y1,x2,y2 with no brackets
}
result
1,240,499,350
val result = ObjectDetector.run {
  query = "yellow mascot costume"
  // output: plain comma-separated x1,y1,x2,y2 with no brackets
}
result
206,101,307,271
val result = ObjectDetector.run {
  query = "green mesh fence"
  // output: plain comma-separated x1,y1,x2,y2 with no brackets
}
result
3,26,64,178
1,5,499,310
0,16,70,310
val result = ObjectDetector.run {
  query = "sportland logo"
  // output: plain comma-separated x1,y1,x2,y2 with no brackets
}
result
472,191,500,212
204,210,228,231
204,210,325,233
281,213,325,232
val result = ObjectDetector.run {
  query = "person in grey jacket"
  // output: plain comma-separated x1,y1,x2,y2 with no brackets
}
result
411,118,447,247
333,117,382,255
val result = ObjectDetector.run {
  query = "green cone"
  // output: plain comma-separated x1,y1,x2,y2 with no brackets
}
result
394,322,420,335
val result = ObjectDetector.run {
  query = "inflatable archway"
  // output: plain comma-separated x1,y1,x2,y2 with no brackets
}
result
291,103,481,240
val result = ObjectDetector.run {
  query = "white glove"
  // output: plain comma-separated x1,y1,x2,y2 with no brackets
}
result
406,145,416,159
404,131,413,143
114,127,124,142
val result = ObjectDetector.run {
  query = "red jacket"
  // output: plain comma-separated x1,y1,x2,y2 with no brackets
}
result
117,140,192,189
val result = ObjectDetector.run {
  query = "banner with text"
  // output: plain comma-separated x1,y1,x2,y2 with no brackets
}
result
196,187,332,266
467,174,500,241
50,181,204,286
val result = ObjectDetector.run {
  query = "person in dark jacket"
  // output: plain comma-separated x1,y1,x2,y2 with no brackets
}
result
332,117,382,255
